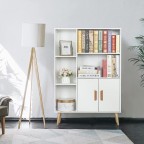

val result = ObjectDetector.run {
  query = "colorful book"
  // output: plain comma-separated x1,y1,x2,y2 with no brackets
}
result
103,30,108,53
94,30,98,53
111,55,116,77
116,35,120,53
116,55,120,77
111,35,116,53
107,55,112,77
102,59,107,77
81,30,85,53
98,30,103,52
89,30,94,53
108,31,112,53
85,30,89,53
77,30,82,53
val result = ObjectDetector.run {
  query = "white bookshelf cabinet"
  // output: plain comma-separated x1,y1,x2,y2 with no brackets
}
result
54,28,121,126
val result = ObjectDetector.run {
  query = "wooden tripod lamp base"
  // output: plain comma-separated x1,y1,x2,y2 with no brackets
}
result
18,23,46,129
18,48,46,129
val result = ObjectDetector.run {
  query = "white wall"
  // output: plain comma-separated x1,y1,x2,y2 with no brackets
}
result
0,0,144,118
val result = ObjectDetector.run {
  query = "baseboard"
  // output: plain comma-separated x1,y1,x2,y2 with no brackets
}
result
6,117,144,123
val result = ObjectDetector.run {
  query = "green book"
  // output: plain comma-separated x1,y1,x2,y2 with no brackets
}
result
98,30,103,53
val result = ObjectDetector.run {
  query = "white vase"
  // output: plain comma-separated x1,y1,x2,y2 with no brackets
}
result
62,76,70,84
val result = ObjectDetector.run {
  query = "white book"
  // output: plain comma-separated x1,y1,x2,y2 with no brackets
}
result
78,70,98,74
116,35,120,53
116,55,120,77
107,55,112,78
78,74,100,78
80,65,95,70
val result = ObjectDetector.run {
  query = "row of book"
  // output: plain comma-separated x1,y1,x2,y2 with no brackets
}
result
77,29,120,53
77,55,120,78
102,55,119,78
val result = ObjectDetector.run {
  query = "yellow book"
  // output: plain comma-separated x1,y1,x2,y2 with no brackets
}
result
94,30,98,53
77,30,82,53
89,30,94,53
116,35,120,53
81,30,85,53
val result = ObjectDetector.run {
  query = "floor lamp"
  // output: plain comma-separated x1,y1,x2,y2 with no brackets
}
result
18,23,46,129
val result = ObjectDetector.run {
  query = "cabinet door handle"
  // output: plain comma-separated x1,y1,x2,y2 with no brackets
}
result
100,90,103,101
94,90,97,101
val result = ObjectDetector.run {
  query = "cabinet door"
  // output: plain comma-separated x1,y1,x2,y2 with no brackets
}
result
78,79,98,112
99,79,120,112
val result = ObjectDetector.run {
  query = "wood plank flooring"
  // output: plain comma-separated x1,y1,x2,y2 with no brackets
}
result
4,118,144,144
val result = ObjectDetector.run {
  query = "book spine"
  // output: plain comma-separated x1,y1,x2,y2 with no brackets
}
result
98,30,102,52
111,55,116,77
77,30,82,53
116,55,120,77
85,30,89,53
81,30,85,53
89,30,94,53
108,31,112,53
78,74,100,78
116,35,120,53
111,35,116,53
97,66,101,76
80,66,95,70
107,55,112,77
102,59,107,77
78,70,98,74
103,30,108,53
94,30,98,53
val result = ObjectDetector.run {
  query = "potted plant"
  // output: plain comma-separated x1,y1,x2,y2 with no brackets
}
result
59,68,73,84
129,18,144,86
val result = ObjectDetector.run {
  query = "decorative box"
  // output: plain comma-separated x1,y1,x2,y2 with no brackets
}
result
56,98,75,111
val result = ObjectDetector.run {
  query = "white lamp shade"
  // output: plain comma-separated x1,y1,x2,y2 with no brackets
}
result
22,23,45,47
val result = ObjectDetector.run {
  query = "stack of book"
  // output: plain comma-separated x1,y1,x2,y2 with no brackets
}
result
102,55,119,78
77,29,120,53
78,65,101,78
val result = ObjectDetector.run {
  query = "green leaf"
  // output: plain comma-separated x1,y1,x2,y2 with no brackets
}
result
129,18,144,87
140,18,144,21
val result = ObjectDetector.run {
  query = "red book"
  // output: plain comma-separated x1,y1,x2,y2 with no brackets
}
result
103,30,108,53
111,35,116,53
102,59,107,77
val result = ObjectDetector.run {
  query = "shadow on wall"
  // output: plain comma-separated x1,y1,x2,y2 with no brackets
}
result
0,44,29,118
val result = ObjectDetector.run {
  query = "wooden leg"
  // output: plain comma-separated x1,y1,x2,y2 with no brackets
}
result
57,113,62,125
1,117,5,134
33,49,46,128
115,113,119,126
18,48,33,129
29,60,33,126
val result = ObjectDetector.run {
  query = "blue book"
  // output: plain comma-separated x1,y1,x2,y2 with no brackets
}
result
108,31,112,53
98,31,102,53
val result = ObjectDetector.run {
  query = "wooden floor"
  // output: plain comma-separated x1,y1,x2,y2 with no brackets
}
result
4,118,144,144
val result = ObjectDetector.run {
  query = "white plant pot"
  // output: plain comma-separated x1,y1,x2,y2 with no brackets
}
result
62,77,70,84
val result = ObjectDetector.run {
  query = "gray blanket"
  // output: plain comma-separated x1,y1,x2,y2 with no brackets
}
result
0,96,12,106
